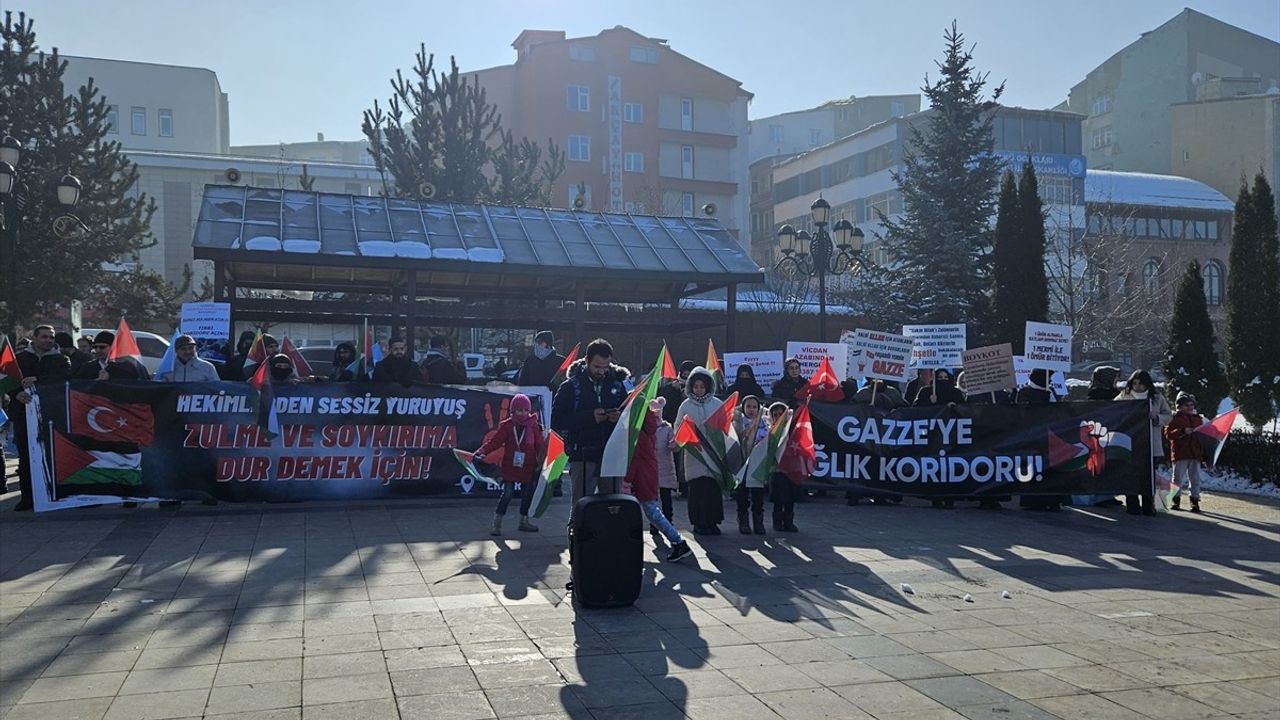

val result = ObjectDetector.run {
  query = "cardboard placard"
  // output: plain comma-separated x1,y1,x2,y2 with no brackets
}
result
960,343,1016,395
724,350,784,388
785,342,847,381
1023,321,1073,371
902,323,967,369
849,329,913,384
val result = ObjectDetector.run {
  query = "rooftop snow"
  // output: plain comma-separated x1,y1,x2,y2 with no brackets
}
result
1085,170,1234,212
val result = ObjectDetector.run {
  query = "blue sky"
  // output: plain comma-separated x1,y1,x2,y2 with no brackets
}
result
19,0,1280,146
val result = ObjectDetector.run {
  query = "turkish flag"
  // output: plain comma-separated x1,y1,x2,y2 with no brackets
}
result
779,401,816,485
69,390,155,446
799,356,843,402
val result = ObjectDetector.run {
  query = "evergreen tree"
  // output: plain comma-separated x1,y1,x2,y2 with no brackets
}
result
989,170,1022,347
1225,172,1280,426
1016,161,1050,326
878,22,1004,331
362,47,562,205
82,264,191,331
0,11,156,334
1163,260,1227,415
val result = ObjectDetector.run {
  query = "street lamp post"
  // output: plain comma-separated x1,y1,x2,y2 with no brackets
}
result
775,196,868,340
0,133,86,340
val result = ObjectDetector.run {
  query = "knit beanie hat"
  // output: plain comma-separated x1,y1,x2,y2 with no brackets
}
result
1175,391,1196,407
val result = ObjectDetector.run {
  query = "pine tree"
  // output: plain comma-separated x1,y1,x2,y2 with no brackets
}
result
1163,260,1228,415
0,11,156,334
1225,172,1280,426
1016,161,1050,327
989,170,1022,347
878,22,1004,332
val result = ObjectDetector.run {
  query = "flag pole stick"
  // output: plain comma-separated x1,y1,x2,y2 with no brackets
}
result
871,381,878,406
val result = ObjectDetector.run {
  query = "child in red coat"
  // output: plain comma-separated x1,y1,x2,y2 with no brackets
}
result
1163,391,1205,513
623,398,693,562
475,394,547,535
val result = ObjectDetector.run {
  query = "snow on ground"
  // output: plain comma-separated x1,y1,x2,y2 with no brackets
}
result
1201,468,1280,499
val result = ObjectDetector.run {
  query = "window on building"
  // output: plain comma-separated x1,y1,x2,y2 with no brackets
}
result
809,129,822,147
1085,264,1108,300
1142,258,1161,293
568,135,591,162
1091,94,1113,116
768,124,784,143
1091,126,1113,149
1088,213,1103,234
1159,218,1174,238
623,102,643,123
681,192,694,217
569,45,596,62
566,85,590,112
131,106,146,135
751,212,761,235
629,46,658,64
624,152,644,173
158,109,173,138
750,177,760,195
1203,260,1223,305
1207,220,1218,239
106,105,118,134
680,145,694,178
680,98,693,131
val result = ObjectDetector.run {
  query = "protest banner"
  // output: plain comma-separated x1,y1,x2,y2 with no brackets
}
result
724,350,784,388
1023,321,1073,371
839,330,859,380
849,329,913,384
1014,355,1068,396
785,342,847,381
180,302,232,363
806,400,1152,497
27,381,540,510
902,323,967,369
961,343,1017,395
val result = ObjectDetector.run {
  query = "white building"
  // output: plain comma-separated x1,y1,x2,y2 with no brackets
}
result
748,94,920,165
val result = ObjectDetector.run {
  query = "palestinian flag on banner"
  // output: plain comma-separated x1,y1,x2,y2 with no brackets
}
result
452,449,501,486
550,342,581,388
737,410,791,489
0,337,22,395
54,431,142,486
1047,422,1132,477
108,317,142,362
599,345,669,479
530,431,568,518
247,361,281,440
1195,407,1239,467
281,336,313,376
779,401,816,485
705,339,724,389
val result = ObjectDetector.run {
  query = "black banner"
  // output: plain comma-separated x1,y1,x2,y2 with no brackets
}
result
807,400,1153,497
31,381,529,502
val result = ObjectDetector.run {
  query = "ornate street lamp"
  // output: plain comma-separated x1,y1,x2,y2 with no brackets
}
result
774,196,870,340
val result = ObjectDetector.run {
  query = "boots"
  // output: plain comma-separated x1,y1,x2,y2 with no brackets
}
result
1172,495,1183,511
490,514,502,536
752,512,766,535
781,508,798,533
738,511,751,535
772,509,785,532
518,516,539,532
1190,497,1202,514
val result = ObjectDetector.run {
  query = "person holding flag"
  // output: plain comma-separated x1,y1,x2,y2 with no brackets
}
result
74,330,150,380
622,395,693,562
733,396,770,535
4,326,72,511
517,331,568,390
552,338,630,504
473,393,547,535
240,332,279,380
1164,392,1207,513
328,342,358,382
675,366,726,535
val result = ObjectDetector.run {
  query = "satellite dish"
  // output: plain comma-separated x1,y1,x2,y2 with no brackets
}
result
702,202,717,217
419,181,436,200
225,168,242,184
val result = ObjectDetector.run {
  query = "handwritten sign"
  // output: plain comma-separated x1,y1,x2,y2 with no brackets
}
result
1014,355,1068,396
902,323,966,369
1023,321,1073,372
724,350,784,388
785,342,847,381
849,329,913,384
961,343,1016,394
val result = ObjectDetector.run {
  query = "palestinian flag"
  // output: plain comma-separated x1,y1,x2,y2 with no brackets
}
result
737,410,791,489
1195,407,1239,467
674,415,713,479
108,317,142,362
530,431,568,518
600,345,669,479
550,342,581,387
281,336,313,376
247,361,281,440
705,339,724,389
54,431,142,486
703,391,741,494
779,401,816,485
1047,422,1131,477
452,449,501,486
244,328,267,375
660,343,677,381
0,337,21,395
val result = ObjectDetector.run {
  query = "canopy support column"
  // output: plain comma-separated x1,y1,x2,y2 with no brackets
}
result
726,283,738,352
405,271,418,351
574,287,586,339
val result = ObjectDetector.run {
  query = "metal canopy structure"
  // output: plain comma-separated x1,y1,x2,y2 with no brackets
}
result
192,185,764,342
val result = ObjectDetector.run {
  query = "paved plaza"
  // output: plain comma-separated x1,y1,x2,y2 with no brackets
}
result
1,468,1277,719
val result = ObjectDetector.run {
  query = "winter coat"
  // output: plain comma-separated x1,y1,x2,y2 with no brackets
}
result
1115,390,1173,458
734,411,770,488
11,345,72,400
913,378,966,406
73,356,150,381
220,331,257,381
517,349,566,390
420,351,465,385
157,356,220,383
623,410,661,502
1164,412,1205,462
654,421,678,490
1087,366,1121,401
329,343,356,382
728,364,766,401
66,349,93,375
657,379,686,424
373,355,422,385
475,417,546,485
853,382,908,411
965,389,1013,404
1015,385,1054,405
770,374,808,407
675,367,724,481
551,358,630,462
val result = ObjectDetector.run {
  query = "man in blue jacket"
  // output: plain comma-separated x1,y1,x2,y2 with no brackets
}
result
551,338,630,504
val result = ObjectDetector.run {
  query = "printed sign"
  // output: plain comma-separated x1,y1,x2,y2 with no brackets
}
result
902,323,967,369
1014,355,1068,396
961,343,1016,395
724,350,784,389
607,75,624,212
785,342,847,381
181,302,232,364
849,329,914,384
1023,321,1073,372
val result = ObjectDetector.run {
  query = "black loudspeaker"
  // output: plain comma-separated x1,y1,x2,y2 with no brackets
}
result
568,493,643,608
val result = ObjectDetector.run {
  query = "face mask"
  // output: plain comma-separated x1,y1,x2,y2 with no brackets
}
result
533,345,553,360
271,365,292,381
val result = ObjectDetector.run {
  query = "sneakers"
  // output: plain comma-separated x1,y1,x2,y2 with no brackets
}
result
666,541,693,563
490,514,502,536
518,517,539,532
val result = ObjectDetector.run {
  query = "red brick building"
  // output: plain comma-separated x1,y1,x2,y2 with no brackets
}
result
471,27,752,239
